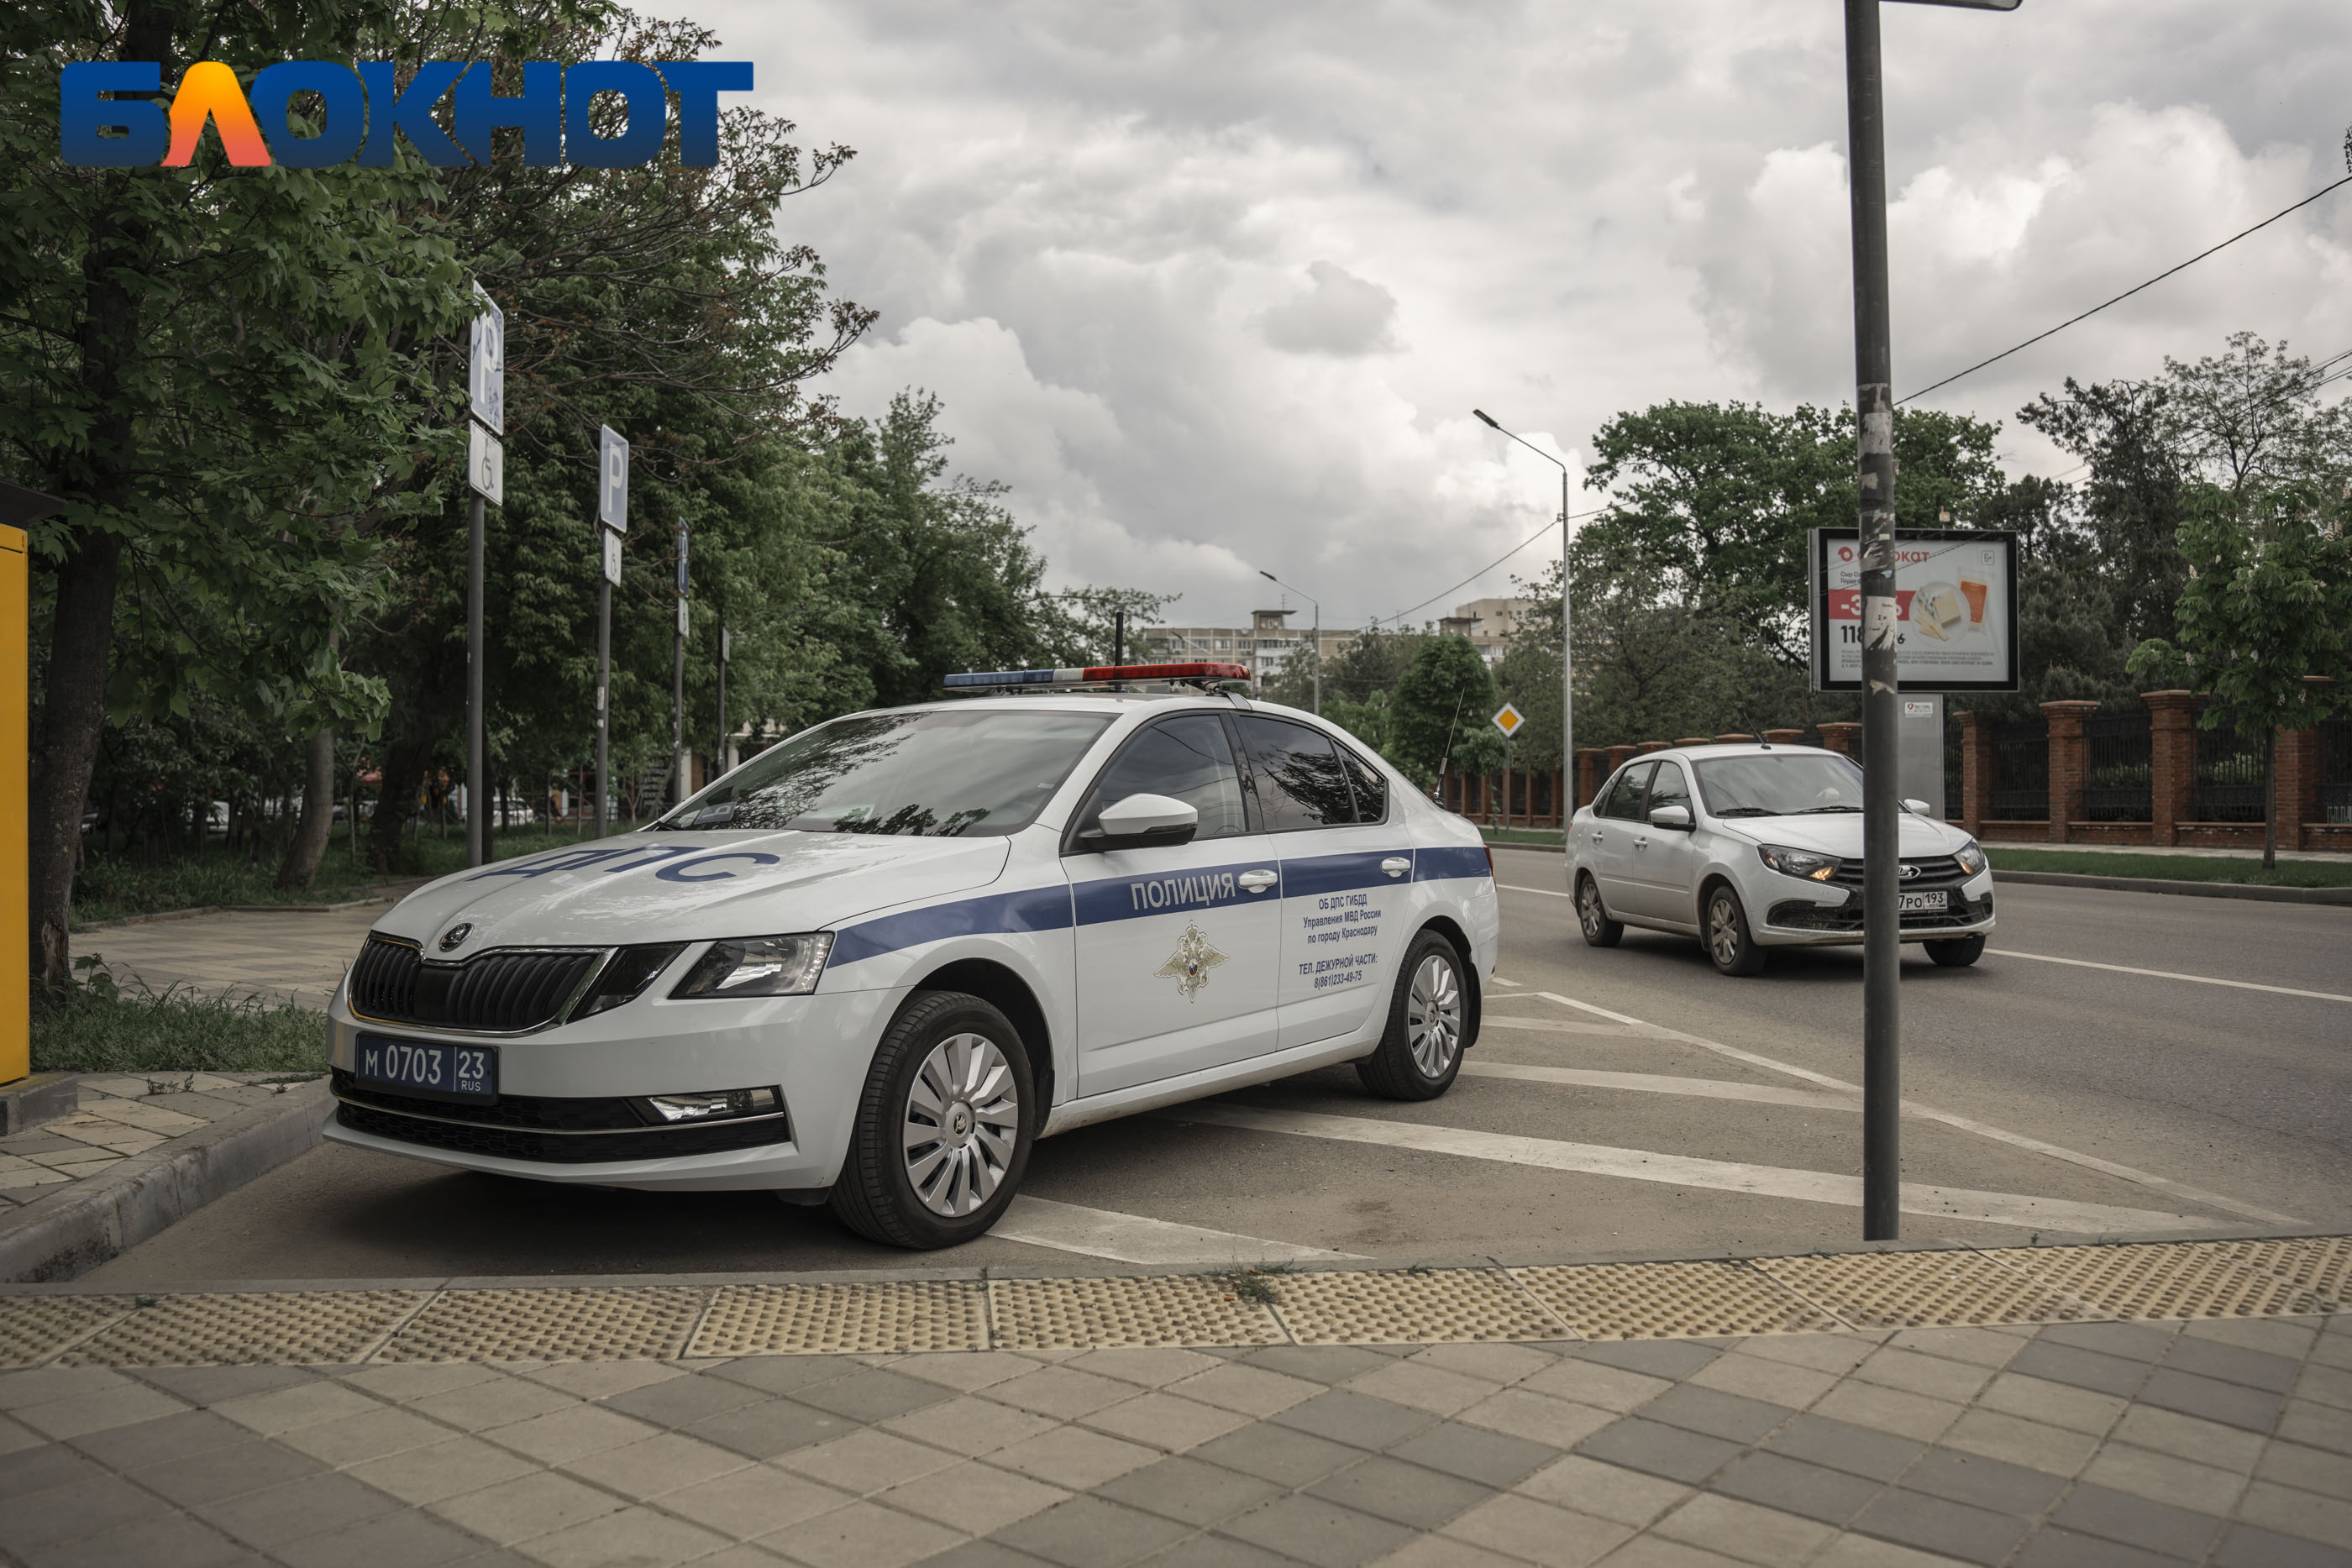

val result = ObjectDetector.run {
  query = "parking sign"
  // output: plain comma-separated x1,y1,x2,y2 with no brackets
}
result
468,283,504,437
466,422,503,505
598,426,628,532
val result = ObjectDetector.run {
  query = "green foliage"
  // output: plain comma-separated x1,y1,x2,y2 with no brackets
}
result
33,985,328,1074
1389,637,1499,783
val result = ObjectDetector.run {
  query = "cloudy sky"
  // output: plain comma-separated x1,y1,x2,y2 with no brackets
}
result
662,0,2352,632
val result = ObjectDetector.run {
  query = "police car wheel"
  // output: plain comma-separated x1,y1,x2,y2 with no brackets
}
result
830,991,1034,1250
1576,874,1622,947
1356,931,1467,1102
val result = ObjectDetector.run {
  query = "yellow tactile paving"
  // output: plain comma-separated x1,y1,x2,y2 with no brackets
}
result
1,1239,2339,1367
1756,1250,2087,1329
1275,1268,1567,1345
1514,1261,1844,1340
690,1281,989,1356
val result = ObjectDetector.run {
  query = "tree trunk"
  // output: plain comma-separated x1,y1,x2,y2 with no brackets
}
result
2263,725,2277,871
365,732,433,873
276,728,338,890
29,529,125,993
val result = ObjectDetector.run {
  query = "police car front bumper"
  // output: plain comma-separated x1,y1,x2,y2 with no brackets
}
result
323,978,898,1193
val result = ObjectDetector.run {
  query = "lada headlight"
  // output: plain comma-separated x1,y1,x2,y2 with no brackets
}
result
670,933,834,999
1757,844,1840,883
1954,839,1988,877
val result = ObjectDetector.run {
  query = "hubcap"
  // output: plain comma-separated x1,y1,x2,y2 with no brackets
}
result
902,1032,1019,1217
1709,896,1740,966
1405,954,1463,1078
1578,882,1604,936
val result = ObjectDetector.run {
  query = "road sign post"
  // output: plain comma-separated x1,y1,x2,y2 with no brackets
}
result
465,283,503,869
1492,705,1524,830
672,522,688,809
596,427,627,839
715,625,732,780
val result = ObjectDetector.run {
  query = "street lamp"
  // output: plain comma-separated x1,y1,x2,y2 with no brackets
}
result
1257,570,1320,715
1472,410,1573,804
1846,0,2020,1243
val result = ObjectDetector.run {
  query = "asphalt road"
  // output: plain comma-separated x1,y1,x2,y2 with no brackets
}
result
87,852,2352,1285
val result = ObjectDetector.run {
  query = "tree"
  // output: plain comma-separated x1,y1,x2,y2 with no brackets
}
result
1389,636,1499,788
2128,483,2352,868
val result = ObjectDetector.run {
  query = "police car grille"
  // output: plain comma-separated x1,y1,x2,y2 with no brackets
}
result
334,1099,792,1164
349,938,600,1032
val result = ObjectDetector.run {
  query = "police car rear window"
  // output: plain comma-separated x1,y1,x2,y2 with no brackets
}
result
659,710,1115,837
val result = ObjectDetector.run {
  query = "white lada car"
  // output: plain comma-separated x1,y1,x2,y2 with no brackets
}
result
325,665,1499,1249
1566,742,1993,977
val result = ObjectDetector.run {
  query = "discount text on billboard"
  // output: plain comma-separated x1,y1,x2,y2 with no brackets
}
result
1809,528,2019,693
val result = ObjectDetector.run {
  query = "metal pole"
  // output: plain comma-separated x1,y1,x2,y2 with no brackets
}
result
1114,609,1125,666
466,494,486,868
1312,600,1320,716
714,625,727,781
595,577,610,839
1561,468,1574,813
1846,0,1902,1242
672,522,686,810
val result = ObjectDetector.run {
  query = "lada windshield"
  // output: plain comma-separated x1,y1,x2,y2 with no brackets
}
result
658,709,1116,836
1692,753,1866,819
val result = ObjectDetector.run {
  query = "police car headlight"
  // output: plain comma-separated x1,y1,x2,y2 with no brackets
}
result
1953,839,1988,877
1757,844,1840,883
670,933,833,999
570,943,687,1021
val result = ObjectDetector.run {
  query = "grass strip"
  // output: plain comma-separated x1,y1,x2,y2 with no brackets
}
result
33,986,329,1075
1478,827,1566,847
1987,848,2352,889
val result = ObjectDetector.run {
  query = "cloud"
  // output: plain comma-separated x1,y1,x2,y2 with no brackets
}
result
1259,261,1401,356
660,0,2352,626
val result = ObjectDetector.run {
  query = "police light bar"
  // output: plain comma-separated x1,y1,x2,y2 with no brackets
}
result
943,662,1252,690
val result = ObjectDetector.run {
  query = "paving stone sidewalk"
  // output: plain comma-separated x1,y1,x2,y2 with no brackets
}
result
0,1075,323,1216
3,1308,2347,1568
76,905,379,1009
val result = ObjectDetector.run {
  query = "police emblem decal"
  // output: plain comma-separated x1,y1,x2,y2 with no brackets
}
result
1154,923,1228,1000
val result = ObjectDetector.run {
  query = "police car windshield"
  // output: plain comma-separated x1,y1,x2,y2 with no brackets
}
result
658,710,1116,836
1692,753,1866,820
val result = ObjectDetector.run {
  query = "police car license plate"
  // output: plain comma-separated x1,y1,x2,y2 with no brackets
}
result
1897,890,1949,914
355,1033,497,1102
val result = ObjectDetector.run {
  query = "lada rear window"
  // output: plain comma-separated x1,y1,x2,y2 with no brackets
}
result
1693,753,1866,819
659,710,1115,837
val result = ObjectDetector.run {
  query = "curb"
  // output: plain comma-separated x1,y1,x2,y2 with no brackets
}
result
0,1080,334,1284
1992,869,2352,906
1482,839,1565,854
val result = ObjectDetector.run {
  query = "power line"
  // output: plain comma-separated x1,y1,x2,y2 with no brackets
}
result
1378,505,1610,629
1899,174,2352,406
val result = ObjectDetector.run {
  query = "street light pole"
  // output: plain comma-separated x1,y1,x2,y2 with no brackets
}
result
1257,570,1320,714
1844,0,2019,1241
1472,411,1573,806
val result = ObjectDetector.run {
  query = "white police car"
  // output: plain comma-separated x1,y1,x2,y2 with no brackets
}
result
325,664,1500,1249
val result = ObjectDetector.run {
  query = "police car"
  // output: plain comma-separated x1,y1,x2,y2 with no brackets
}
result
324,664,1499,1249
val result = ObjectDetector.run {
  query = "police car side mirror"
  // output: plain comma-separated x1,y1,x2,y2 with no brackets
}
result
1646,805,1693,831
1081,793,1198,852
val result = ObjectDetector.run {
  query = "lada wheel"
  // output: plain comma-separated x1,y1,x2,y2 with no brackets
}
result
1357,931,1469,1101
1576,873,1623,948
1704,884,1768,977
1926,934,1986,968
831,991,1034,1249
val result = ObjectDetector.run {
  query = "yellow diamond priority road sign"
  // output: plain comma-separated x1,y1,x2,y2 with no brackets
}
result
1492,702,1525,738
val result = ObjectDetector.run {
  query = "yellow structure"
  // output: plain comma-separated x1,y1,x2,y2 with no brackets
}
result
1,524,25,1084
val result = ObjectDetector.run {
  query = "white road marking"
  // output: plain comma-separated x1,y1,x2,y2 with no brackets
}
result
1492,976,1523,987
1988,949,2352,1005
990,1196,1361,1266
1462,1060,1861,1111
1168,1104,2214,1235
1480,1014,1645,1037
1532,991,2302,1226
1501,884,1572,899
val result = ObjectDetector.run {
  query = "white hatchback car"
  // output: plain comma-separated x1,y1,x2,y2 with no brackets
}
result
1565,742,1992,976
324,669,1499,1248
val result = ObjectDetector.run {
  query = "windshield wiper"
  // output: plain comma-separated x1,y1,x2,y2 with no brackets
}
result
1712,807,1777,818
1794,805,1863,814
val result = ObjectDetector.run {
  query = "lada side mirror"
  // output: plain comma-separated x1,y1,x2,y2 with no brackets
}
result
1646,805,1693,831
1902,798,1933,815
1080,793,1198,852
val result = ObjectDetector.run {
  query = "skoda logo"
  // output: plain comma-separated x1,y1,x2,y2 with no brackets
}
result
439,924,473,952
1898,865,1921,880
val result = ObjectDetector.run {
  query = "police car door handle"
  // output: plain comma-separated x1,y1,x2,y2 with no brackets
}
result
1238,869,1278,893
1380,857,1410,878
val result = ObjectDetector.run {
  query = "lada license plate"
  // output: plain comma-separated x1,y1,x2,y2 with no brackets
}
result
355,1032,497,1103
1896,890,1950,914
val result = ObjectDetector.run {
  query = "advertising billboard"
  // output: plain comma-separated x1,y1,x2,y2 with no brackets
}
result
1809,528,2019,693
